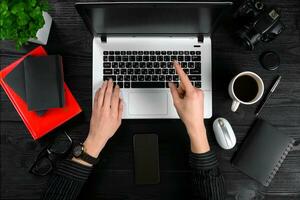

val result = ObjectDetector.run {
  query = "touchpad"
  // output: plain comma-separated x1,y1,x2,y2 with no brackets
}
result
128,92,168,115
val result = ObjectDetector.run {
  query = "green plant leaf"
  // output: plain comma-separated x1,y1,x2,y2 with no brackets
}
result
0,0,49,49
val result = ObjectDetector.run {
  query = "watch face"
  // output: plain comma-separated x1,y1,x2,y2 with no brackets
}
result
73,145,83,158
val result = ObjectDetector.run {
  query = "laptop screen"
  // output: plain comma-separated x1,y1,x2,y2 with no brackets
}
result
76,2,232,36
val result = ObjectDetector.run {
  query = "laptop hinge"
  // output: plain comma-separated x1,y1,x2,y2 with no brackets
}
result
198,35,204,43
101,35,107,43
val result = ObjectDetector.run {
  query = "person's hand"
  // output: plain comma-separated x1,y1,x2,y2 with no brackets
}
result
168,61,210,154
73,79,123,166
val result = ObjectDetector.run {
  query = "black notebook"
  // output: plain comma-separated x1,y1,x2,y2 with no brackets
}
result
4,55,64,114
232,119,295,187
24,56,64,111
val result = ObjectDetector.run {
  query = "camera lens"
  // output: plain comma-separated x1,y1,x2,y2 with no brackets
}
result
236,30,255,50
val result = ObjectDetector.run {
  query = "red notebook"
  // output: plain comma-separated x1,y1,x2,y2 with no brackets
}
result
0,46,82,140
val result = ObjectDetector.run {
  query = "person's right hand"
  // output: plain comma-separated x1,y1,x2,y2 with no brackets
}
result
168,61,210,154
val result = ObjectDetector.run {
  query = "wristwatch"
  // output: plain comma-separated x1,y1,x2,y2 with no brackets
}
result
72,143,99,165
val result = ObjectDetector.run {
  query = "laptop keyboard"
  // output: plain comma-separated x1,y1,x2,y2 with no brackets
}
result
102,51,201,88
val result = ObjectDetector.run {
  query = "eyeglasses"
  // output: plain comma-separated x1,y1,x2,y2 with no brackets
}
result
29,131,72,176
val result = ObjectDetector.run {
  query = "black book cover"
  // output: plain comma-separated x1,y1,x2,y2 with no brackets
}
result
23,55,65,111
232,119,295,186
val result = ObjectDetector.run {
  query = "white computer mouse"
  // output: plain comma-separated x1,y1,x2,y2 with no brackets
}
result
213,117,236,150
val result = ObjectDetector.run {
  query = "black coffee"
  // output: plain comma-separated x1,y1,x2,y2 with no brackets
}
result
233,75,258,102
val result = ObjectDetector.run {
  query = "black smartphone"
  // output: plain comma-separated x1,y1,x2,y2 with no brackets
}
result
133,134,160,185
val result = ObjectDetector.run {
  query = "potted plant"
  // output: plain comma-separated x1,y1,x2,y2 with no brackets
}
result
0,0,51,48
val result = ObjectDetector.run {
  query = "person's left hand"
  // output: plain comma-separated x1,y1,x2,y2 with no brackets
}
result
83,79,123,158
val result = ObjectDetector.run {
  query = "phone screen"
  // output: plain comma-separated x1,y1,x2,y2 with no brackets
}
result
133,134,160,185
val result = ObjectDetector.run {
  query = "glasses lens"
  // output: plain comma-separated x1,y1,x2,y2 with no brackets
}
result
30,157,53,176
49,132,72,154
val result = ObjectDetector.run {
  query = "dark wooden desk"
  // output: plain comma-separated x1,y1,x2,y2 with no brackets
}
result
1,0,300,199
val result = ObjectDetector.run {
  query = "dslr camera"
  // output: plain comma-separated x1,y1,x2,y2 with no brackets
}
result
234,0,285,50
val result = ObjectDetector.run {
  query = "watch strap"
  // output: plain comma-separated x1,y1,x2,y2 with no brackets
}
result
80,151,99,165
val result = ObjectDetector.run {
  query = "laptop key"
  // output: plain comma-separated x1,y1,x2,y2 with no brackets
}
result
195,82,201,88
159,75,165,81
109,51,114,55
183,69,189,74
124,75,130,81
148,69,154,74
150,56,156,61
161,62,167,68
169,69,175,74
124,82,130,88
109,56,114,61
173,75,179,81
121,51,126,55
164,56,170,61
128,69,134,74
195,62,201,69
181,62,187,68
127,51,132,55
179,51,184,55
112,62,118,68
117,75,124,81
155,69,161,74
196,51,201,55
138,75,145,81
167,51,172,55
161,51,167,55
103,62,111,68
150,51,155,55
133,62,139,68
119,62,125,68
184,51,189,55
133,51,138,55
104,69,112,74
141,69,147,74
126,62,133,68
188,75,201,81
145,75,151,81
134,69,141,74
131,75,138,81
117,81,124,88
152,75,158,81
114,69,120,74
190,51,195,55
188,62,195,68
131,82,165,88
143,51,149,55
190,68,201,74
162,69,168,74
184,56,191,61
157,56,163,61
115,51,120,55
167,62,173,68
155,51,161,55
104,76,116,81
171,56,177,61
104,51,109,55
104,56,108,61
154,62,160,68
173,51,178,55
140,62,146,68
138,51,143,55
122,56,128,61
147,62,153,68
177,56,184,61
121,69,127,74
192,56,201,61
136,56,142,61
143,56,149,61
129,56,135,61
166,75,172,81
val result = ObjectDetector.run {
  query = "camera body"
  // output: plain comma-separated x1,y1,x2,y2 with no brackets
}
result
234,0,285,50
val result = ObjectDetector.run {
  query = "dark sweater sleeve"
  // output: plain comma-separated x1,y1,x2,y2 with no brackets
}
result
42,159,93,200
190,150,225,200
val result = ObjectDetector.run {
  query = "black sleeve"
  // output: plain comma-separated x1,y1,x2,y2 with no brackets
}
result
189,150,226,200
42,159,93,200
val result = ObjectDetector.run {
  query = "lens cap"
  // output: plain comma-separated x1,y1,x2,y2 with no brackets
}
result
260,51,280,71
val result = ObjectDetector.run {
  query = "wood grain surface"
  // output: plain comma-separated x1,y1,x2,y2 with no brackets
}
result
1,0,300,199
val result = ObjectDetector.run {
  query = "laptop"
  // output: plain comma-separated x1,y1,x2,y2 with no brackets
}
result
75,2,232,119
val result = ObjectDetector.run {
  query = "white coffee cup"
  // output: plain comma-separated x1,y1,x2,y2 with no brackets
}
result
228,71,264,112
